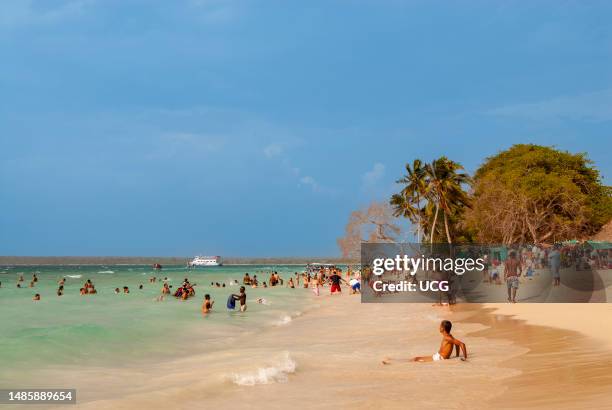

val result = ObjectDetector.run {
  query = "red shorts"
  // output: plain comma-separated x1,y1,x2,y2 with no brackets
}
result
331,283,341,293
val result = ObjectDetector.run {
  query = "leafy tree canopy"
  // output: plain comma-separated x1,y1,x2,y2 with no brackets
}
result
468,144,611,244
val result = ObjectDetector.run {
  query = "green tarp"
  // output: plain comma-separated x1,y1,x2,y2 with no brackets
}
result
586,241,612,250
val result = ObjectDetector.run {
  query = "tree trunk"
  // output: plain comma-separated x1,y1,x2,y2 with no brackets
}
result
443,212,452,244
431,203,440,245
416,193,422,243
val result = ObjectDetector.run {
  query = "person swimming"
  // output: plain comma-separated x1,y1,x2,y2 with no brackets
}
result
33,293,40,301
123,286,129,294
114,288,120,294
382,320,467,364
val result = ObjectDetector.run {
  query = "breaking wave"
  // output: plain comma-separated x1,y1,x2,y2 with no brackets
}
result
230,352,296,386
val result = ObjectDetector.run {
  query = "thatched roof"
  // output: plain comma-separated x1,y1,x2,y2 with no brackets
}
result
592,220,612,241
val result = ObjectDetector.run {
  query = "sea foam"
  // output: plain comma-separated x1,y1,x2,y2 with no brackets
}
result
231,352,296,386
274,315,292,326
97,270,115,274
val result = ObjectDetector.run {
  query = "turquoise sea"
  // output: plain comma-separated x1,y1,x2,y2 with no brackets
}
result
0,264,318,387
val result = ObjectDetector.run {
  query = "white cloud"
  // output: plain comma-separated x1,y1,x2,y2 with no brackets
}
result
362,162,385,189
486,89,612,123
299,175,319,192
263,143,333,194
263,143,283,158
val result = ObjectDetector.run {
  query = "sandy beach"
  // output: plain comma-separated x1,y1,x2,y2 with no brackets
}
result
23,285,606,410
484,268,612,350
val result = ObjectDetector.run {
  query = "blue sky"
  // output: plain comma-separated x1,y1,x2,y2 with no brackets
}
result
1,0,611,257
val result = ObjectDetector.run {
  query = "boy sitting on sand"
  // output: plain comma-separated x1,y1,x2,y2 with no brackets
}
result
383,320,467,364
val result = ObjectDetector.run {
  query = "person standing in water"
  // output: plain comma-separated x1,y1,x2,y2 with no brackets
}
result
202,294,214,314
329,269,345,295
231,286,247,312
243,273,251,285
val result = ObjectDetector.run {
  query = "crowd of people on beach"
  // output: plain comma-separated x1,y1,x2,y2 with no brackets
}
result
361,242,610,305
483,243,609,285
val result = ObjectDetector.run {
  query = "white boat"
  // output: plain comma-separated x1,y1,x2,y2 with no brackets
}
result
189,256,222,267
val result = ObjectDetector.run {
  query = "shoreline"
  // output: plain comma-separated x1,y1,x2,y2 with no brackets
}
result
481,268,612,349
6,278,611,409
484,303,612,349
0,259,354,266
45,294,574,409
460,304,612,409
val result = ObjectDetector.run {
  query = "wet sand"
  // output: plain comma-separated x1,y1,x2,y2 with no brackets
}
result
461,304,612,409
41,290,612,410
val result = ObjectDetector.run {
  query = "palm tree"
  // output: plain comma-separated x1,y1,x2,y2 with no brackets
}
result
392,157,470,245
390,160,427,241
424,157,471,244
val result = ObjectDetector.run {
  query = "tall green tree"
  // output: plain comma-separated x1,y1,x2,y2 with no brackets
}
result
465,144,612,244
391,157,470,244
425,157,471,244
390,159,427,241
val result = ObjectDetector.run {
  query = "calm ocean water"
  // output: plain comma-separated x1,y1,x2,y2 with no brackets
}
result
0,264,317,387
